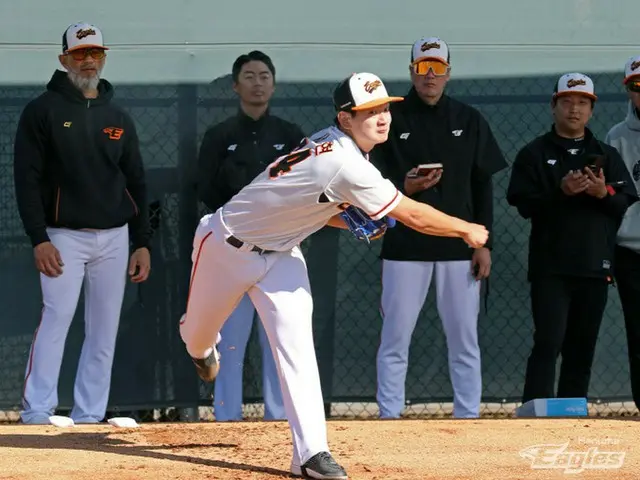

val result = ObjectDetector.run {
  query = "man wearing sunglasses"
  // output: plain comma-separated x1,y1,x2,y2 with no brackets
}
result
13,22,151,425
605,55,640,412
371,37,507,419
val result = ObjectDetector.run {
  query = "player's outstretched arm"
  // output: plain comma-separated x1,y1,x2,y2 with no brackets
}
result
389,196,488,248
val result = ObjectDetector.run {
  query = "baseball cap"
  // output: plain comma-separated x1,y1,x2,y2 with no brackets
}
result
333,72,404,112
553,73,597,101
410,37,450,66
623,55,640,84
62,22,108,53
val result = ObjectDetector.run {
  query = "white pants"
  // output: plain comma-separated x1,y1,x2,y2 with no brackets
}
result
21,225,129,424
179,210,328,466
214,293,285,421
376,259,481,419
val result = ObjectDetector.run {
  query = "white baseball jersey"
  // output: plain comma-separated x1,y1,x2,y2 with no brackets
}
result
221,126,403,251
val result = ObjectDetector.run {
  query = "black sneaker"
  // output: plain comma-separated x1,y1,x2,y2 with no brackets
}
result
190,345,220,383
291,451,348,479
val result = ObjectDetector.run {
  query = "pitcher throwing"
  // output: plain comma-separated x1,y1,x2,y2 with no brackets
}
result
179,72,488,479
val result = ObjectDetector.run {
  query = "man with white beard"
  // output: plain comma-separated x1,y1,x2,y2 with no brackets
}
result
13,22,151,425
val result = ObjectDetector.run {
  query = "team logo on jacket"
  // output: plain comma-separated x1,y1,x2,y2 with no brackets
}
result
633,160,640,181
103,127,124,140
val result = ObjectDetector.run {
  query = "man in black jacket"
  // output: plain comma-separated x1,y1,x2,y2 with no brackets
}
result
507,72,637,403
372,37,507,419
13,22,151,424
197,51,304,422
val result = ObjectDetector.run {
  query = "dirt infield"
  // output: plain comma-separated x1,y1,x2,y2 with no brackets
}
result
0,418,637,479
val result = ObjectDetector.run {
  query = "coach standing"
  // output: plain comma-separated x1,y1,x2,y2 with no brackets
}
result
507,73,637,403
197,51,304,421
13,23,151,424
372,37,507,419
605,56,640,411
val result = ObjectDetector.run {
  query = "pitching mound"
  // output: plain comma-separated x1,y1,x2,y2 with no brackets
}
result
0,418,638,479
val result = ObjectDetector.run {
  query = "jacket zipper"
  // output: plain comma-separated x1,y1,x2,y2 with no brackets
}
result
125,189,139,216
55,187,61,223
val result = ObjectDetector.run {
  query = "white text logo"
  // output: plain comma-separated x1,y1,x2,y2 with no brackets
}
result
519,440,625,474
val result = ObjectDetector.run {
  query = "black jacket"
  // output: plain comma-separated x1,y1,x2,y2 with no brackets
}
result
197,109,304,212
13,70,150,250
506,126,638,280
371,89,507,261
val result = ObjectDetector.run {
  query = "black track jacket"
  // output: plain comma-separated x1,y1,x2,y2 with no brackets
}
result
197,109,304,212
506,126,638,280
13,70,150,250
371,89,507,261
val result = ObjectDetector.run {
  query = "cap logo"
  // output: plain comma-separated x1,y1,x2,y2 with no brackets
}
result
76,28,96,40
566,78,586,88
421,42,440,52
363,80,382,94
631,60,640,71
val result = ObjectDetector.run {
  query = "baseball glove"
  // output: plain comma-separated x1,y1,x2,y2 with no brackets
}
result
339,205,396,244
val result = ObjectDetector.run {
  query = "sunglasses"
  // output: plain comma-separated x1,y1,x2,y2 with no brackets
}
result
67,48,106,61
628,80,640,93
412,60,449,76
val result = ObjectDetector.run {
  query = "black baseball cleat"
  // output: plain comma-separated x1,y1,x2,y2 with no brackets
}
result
291,451,348,479
190,345,220,383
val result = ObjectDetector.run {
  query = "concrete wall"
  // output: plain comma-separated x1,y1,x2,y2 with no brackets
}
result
1,0,638,85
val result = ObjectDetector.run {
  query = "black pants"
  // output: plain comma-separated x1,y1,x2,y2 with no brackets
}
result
613,246,640,411
522,274,609,403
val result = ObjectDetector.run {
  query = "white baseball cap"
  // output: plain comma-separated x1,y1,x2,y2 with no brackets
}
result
624,55,640,84
410,37,449,66
62,22,108,53
333,72,404,112
553,73,597,101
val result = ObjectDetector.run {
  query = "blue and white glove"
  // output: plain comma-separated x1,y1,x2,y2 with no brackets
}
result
339,205,396,244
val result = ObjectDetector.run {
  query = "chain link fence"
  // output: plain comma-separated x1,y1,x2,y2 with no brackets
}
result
0,71,638,423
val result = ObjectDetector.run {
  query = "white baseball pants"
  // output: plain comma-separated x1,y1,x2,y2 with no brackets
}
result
179,210,328,466
376,259,481,419
214,293,285,421
21,225,129,424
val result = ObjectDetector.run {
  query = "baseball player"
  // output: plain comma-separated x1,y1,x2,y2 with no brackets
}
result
13,23,151,424
179,72,489,479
